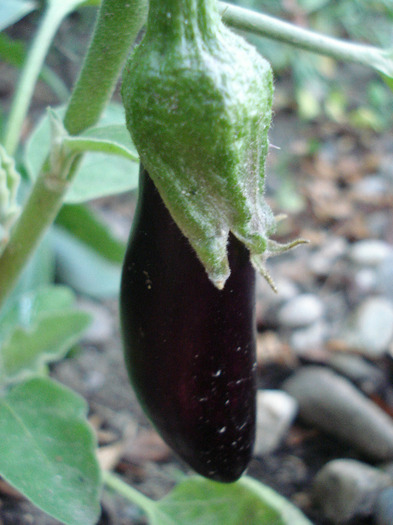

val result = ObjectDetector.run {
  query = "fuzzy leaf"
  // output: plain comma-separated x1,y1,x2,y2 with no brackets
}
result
24,105,140,203
0,377,101,525
141,476,313,525
0,285,91,385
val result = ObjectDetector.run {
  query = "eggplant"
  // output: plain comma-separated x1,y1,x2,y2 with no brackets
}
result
120,167,257,483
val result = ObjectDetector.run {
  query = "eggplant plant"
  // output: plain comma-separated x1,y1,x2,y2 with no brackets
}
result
0,0,391,524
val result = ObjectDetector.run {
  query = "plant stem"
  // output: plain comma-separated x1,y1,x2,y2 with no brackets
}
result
102,470,153,516
0,167,70,306
64,0,148,135
0,0,148,311
3,1,83,156
219,2,393,78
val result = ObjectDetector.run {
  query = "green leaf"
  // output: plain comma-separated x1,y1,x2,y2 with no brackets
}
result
0,377,101,525
0,0,36,32
0,285,79,345
64,135,139,162
0,33,25,65
3,231,55,309
53,226,121,298
0,310,90,385
0,285,91,385
139,476,313,525
237,477,314,525
56,203,126,264
24,105,140,203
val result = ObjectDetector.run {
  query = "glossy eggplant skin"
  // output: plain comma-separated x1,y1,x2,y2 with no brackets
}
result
120,167,257,483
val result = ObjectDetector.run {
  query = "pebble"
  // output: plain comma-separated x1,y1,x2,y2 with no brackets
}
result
353,268,378,295
290,320,328,353
374,487,393,525
341,296,393,358
282,366,393,460
376,254,393,300
78,298,114,345
313,459,392,524
308,236,347,277
278,294,324,329
348,239,393,267
328,353,387,395
254,390,298,456
352,175,390,199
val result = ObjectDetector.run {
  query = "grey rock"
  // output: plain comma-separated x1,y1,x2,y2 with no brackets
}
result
376,254,393,300
308,236,347,277
374,487,393,525
328,353,387,395
278,294,324,329
348,239,393,267
341,296,393,358
254,390,298,456
255,275,298,325
290,320,328,353
283,366,393,460
353,268,378,295
352,175,389,199
78,298,114,345
313,459,392,524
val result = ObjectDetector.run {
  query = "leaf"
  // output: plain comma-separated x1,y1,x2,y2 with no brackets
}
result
238,477,314,525
140,476,313,525
0,377,101,525
56,203,126,264
0,0,36,32
0,33,25,65
0,285,79,345
0,310,90,385
53,226,121,298
68,151,139,203
2,231,55,310
0,285,91,385
24,105,140,203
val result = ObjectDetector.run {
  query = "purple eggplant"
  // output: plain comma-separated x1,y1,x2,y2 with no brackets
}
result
120,167,257,482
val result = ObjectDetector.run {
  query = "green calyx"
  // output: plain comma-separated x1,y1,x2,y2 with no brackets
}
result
122,0,306,289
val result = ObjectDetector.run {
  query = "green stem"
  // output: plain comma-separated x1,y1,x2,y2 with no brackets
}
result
219,2,393,78
3,1,83,156
64,0,148,135
103,470,154,517
0,167,70,305
0,0,147,311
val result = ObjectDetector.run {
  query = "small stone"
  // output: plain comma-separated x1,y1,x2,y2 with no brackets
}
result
353,268,378,294
348,239,393,267
352,175,389,199
341,297,393,358
308,236,347,277
374,487,393,525
78,298,114,345
290,320,328,353
278,294,324,329
254,390,298,456
255,274,298,326
313,459,392,524
328,353,387,395
376,255,393,300
283,366,393,460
